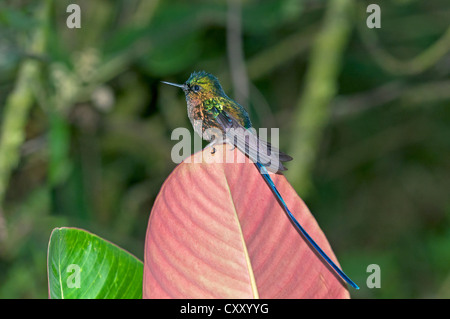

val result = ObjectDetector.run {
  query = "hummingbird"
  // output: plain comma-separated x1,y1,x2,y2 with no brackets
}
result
162,71,359,290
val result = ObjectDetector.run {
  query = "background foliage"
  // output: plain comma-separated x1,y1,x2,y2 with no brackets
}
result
0,0,449,298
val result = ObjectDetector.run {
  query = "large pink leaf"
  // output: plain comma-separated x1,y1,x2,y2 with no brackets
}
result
143,145,350,298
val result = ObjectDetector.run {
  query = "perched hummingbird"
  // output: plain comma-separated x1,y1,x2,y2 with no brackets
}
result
162,71,359,290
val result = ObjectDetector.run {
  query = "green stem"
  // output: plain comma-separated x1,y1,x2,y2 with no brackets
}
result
357,4,450,75
287,0,353,196
0,0,52,207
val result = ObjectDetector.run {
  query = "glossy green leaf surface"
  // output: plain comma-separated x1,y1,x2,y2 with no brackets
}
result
47,227,143,299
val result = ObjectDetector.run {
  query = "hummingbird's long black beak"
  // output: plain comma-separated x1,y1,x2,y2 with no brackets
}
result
161,81,187,91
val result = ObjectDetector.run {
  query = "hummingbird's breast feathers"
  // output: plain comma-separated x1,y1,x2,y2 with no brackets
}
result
203,97,225,113
203,97,251,129
188,97,227,128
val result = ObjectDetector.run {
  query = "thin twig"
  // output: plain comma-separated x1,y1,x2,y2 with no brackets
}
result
286,0,354,196
247,25,316,80
357,3,450,76
226,0,249,107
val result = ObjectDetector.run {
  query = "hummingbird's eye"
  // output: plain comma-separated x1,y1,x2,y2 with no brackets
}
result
193,85,201,92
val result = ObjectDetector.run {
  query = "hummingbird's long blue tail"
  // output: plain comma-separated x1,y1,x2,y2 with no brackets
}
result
255,162,360,290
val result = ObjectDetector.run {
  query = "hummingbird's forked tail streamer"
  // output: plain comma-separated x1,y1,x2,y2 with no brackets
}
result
255,162,360,290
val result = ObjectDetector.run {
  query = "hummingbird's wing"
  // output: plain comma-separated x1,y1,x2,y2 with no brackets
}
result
213,108,292,174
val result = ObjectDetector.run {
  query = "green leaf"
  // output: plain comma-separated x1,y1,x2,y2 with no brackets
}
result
47,227,143,299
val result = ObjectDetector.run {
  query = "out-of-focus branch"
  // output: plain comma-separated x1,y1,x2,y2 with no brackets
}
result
319,119,432,180
332,79,450,120
0,0,51,208
357,6,450,75
286,0,353,196
226,0,249,107
247,25,316,80
331,81,405,119
133,0,160,28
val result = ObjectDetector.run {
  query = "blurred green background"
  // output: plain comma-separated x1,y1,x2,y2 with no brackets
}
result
0,0,449,298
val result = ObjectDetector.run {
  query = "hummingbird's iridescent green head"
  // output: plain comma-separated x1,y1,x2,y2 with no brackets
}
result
162,71,226,106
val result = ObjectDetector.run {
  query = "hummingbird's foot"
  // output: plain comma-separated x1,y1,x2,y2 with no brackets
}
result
205,137,225,156
205,139,218,156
